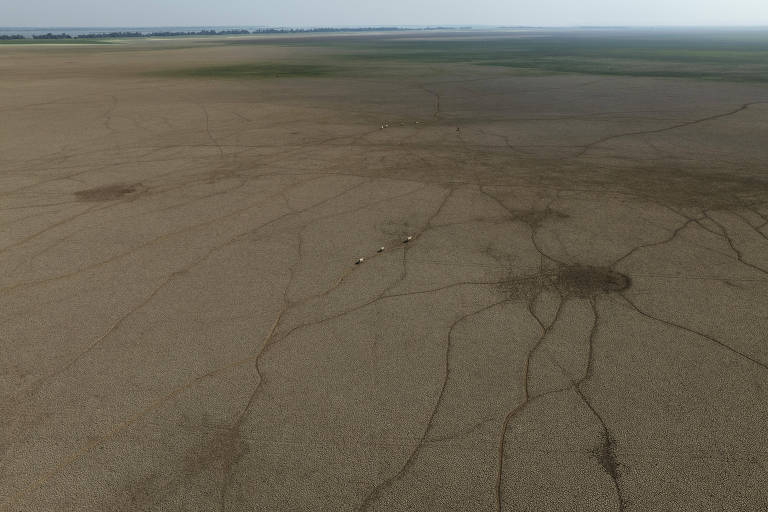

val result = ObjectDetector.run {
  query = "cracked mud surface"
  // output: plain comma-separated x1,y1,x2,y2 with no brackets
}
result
1,32,768,512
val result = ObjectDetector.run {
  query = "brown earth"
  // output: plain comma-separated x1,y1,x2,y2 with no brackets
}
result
1,32,767,512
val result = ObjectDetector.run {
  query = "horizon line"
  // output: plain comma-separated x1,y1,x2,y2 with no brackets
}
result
3,24,768,29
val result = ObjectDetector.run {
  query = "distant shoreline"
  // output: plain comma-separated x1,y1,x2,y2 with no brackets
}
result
0,26,476,41
3,25,767,42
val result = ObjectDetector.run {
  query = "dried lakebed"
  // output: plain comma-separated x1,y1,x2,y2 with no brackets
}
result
1,30,767,512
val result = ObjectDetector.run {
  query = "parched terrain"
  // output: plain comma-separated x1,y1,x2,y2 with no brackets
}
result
1,30,767,511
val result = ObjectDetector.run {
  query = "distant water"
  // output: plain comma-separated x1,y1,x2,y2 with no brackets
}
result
0,26,264,37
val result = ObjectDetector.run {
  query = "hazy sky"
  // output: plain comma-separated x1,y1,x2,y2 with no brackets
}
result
4,0,768,27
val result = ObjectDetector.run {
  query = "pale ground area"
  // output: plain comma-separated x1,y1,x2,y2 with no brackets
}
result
1,34,767,511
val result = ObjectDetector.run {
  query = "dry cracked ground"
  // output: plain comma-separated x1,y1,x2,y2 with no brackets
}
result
1,32,767,511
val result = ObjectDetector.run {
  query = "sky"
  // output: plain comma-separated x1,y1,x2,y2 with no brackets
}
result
3,0,768,28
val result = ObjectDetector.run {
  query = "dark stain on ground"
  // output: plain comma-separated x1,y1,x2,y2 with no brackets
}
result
499,265,629,301
103,426,247,511
516,162,768,210
106,469,168,512
555,265,631,297
609,167,768,210
75,183,144,202
593,434,621,482
510,207,569,229
498,274,551,302
183,427,248,478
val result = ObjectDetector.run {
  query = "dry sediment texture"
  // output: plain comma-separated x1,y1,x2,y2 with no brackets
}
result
1,32,767,512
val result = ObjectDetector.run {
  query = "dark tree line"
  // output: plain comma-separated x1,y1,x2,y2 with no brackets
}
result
2,26,466,41
249,27,402,33
32,33,73,39
74,29,251,38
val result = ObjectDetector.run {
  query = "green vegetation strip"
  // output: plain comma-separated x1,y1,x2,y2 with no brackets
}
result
322,32,768,82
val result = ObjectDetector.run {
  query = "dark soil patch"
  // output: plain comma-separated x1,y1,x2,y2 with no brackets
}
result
499,265,630,301
593,434,621,481
498,273,551,302
555,265,630,297
510,207,569,229
75,183,143,202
